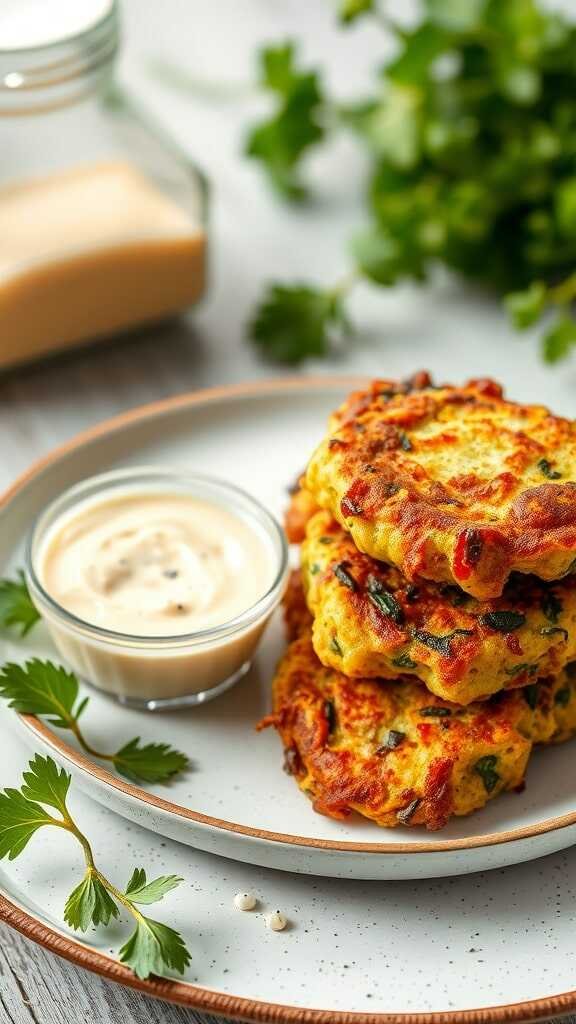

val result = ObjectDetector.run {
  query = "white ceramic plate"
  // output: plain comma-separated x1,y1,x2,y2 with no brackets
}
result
2,378,576,881
3,722,576,1023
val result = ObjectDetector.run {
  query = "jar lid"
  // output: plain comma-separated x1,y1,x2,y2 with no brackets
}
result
0,0,119,114
0,0,114,50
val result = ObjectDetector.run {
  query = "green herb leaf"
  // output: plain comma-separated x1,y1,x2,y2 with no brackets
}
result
411,627,474,657
541,589,562,624
387,23,449,86
124,868,183,906
246,44,325,199
1,755,191,982
249,283,352,364
0,788,56,860
246,0,576,365
20,753,71,816
540,625,569,642
419,706,451,717
0,572,40,636
538,458,562,480
542,318,576,364
474,755,500,793
366,584,404,625
504,662,538,677
329,636,343,656
524,683,540,710
352,227,413,286
64,872,120,931
260,42,297,94
0,661,188,786
0,660,80,728
504,281,546,330
425,0,485,31
112,739,189,785
323,700,337,733
392,652,418,670
119,917,191,980
478,610,526,633
339,0,374,24
333,562,357,591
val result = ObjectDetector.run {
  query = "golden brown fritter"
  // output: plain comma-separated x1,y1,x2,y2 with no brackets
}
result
264,582,576,830
284,477,319,544
302,509,576,704
305,373,576,599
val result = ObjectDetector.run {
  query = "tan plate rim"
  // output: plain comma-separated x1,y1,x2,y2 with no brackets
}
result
5,376,576,856
2,876,576,1023
2,377,576,1023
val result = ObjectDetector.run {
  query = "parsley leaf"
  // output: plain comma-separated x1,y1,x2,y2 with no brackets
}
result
0,754,191,980
0,572,40,636
0,660,82,728
112,740,189,785
0,789,56,860
246,43,326,200
119,918,191,980
249,282,352,363
245,3,576,364
64,873,120,931
542,316,576,364
20,753,71,815
541,589,562,624
504,282,546,330
474,755,500,793
124,868,183,905
411,627,474,657
0,661,188,786
333,562,357,591
366,575,404,624
478,610,526,633
392,652,418,669
538,458,562,479
339,0,374,25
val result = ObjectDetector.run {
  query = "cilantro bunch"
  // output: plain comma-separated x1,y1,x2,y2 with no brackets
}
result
246,0,576,364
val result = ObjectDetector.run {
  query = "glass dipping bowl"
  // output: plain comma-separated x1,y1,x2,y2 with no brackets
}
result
26,468,289,710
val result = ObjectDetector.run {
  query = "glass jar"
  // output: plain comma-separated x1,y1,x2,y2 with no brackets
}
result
0,0,207,370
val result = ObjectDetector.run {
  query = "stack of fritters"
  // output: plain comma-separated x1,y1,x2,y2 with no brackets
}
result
264,373,576,830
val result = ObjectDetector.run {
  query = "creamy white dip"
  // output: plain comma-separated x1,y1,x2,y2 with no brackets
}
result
40,492,275,637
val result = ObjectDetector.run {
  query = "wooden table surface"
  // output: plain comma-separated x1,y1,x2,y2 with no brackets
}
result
1,2,575,1021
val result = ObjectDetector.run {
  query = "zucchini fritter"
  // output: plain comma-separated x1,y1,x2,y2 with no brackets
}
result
305,373,576,599
265,580,576,830
285,476,319,544
303,509,576,704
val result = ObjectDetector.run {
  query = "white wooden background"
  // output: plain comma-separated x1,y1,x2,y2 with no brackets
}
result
1,1,576,1021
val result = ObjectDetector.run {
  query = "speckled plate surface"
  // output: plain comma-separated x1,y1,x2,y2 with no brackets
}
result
3,722,576,1023
2,379,576,881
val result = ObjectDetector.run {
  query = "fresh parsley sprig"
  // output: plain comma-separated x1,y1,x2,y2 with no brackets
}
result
0,754,191,980
250,280,354,363
245,2,576,364
0,660,188,785
0,573,40,637
244,42,327,200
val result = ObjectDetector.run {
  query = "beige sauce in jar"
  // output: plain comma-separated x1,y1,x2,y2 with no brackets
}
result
0,161,205,369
